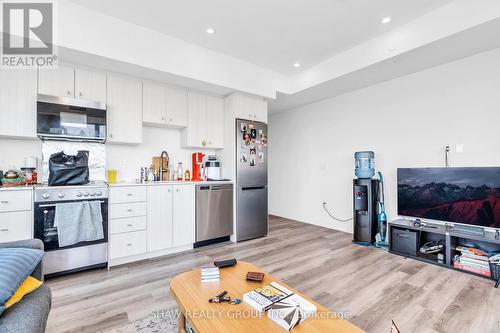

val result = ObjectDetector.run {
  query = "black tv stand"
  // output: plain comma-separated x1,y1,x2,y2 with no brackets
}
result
389,219,500,284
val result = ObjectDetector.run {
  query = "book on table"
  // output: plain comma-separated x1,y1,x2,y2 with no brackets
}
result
243,281,294,312
267,294,317,331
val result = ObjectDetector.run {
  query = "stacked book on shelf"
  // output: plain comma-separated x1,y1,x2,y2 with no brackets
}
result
243,281,317,330
200,266,220,282
453,246,491,277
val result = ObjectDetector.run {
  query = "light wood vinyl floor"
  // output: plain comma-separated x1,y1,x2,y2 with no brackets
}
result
46,216,500,333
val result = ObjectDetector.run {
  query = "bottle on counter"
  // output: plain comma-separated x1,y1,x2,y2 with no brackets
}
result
173,170,178,181
184,169,191,181
147,165,155,182
177,162,183,181
140,167,145,182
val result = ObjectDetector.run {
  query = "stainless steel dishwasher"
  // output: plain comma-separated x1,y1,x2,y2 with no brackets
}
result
195,184,233,247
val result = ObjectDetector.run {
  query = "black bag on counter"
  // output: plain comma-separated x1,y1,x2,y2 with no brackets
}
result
48,150,90,186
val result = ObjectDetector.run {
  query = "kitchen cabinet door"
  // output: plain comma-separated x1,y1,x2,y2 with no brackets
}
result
232,93,268,123
206,96,224,148
106,75,143,144
74,68,107,103
0,69,37,138
181,92,207,148
147,185,173,252
38,65,75,97
0,211,32,242
172,185,195,247
166,86,188,127
143,81,167,125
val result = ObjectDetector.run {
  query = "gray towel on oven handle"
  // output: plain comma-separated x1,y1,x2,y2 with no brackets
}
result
54,201,104,247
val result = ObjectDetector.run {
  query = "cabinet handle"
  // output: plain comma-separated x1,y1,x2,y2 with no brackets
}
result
126,193,133,196
254,115,257,118
176,189,180,192
67,90,72,95
202,140,207,147
161,116,164,121
126,243,133,246
110,133,113,138
126,224,133,227
169,117,172,122
168,189,171,192
127,209,133,212
79,92,83,97
0,229,8,232
0,201,8,204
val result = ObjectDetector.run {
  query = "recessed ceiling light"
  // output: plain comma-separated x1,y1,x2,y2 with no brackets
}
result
206,27,216,34
293,62,300,68
381,17,392,24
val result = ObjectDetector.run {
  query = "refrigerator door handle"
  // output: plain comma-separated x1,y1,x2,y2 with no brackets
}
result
241,185,267,191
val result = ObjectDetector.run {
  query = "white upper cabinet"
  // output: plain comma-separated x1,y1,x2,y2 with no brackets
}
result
166,86,188,127
38,65,75,97
172,185,195,248
0,69,37,138
181,92,224,149
74,68,107,103
107,74,143,144
206,95,224,148
142,82,188,128
232,93,268,123
147,185,173,252
39,65,107,103
142,81,167,125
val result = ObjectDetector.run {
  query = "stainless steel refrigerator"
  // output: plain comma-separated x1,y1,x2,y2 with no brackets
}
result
235,119,268,241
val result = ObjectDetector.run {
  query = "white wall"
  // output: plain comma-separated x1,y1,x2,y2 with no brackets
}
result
269,47,500,234
106,126,215,182
0,126,215,183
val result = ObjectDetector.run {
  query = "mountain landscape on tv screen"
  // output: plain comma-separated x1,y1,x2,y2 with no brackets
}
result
398,168,500,228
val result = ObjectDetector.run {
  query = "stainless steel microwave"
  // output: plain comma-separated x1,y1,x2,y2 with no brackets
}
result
37,94,107,143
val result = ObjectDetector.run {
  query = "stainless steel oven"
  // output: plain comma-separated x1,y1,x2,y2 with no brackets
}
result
34,184,108,277
37,94,107,142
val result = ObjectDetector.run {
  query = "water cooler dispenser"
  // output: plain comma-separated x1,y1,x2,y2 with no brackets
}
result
353,152,379,244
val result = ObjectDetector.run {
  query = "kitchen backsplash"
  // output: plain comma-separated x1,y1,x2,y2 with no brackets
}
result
0,126,218,183
42,141,106,182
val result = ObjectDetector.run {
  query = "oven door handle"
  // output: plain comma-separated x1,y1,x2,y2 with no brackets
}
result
38,200,106,208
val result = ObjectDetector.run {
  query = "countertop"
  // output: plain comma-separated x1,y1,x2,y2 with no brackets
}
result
107,180,233,187
0,185,34,191
0,180,233,191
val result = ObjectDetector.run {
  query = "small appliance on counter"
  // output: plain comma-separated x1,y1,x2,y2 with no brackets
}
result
192,152,204,181
205,155,222,181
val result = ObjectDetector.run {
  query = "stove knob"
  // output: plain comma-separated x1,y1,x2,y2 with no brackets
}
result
76,192,83,197
96,191,102,196
83,192,90,197
58,193,65,199
42,193,50,199
90,192,96,197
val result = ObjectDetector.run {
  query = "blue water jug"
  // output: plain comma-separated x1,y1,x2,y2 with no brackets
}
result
355,151,375,179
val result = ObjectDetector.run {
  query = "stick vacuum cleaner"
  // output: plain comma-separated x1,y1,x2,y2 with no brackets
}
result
375,171,388,248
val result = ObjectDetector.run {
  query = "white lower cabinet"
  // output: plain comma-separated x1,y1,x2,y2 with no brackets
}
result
0,211,32,243
109,184,195,266
110,230,147,259
147,185,173,252
172,185,195,247
0,189,33,242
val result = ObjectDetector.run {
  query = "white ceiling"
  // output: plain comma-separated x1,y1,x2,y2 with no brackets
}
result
67,0,454,75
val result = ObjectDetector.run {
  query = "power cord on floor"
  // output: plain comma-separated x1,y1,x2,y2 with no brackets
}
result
322,202,353,222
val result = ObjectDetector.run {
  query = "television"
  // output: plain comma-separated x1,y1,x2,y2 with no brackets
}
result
397,167,500,228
